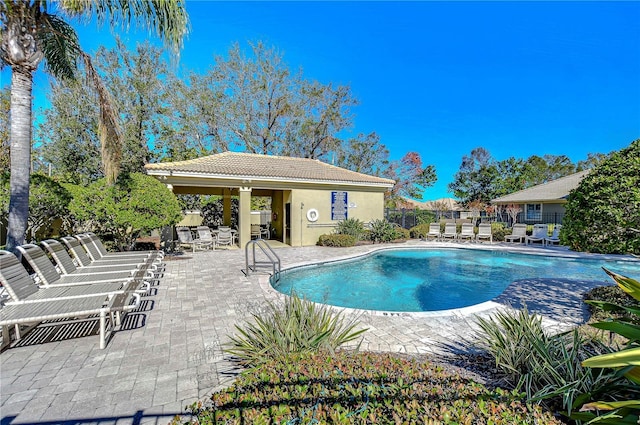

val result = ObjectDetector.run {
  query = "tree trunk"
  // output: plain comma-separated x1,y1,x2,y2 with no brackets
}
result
6,69,33,252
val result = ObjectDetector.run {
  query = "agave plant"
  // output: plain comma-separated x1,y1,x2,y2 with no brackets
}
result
577,268,640,424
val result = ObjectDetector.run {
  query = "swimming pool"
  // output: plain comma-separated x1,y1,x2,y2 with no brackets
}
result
271,248,640,312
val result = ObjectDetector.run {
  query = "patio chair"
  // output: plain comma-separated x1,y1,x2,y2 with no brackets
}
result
505,224,527,243
457,223,475,242
544,225,562,247
0,251,141,349
215,227,234,249
526,224,548,245
41,239,149,275
250,224,262,239
476,223,493,243
17,244,149,287
441,223,458,241
175,227,212,252
424,223,441,241
195,226,215,250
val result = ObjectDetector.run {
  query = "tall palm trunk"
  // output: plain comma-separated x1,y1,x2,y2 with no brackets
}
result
6,69,34,252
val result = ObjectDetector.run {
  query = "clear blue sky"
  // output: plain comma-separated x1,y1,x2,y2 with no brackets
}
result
2,1,639,200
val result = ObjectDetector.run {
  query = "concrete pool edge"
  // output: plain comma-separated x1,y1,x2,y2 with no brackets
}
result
258,240,640,318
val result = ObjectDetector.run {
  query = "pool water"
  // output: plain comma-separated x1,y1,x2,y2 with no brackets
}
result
272,248,640,312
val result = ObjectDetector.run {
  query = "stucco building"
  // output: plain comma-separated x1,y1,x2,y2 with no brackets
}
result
145,152,395,247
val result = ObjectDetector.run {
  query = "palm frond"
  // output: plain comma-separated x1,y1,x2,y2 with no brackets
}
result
81,52,122,183
37,14,81,79
59,0,190,52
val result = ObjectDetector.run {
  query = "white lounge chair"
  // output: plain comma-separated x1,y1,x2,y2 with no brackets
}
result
79,233,158,262
476,223,493,243
0,250,142,349
441,223,458,241
458,223,475,242
526,224,548,245
544,225,562,247
17,244,141,286
61,236,150,269
41,239,149,275
424,223,441,241
215,227,235,248
196,226,216,250
505,224,527,243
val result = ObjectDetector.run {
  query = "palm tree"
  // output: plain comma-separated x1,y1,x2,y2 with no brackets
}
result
1,0,189,252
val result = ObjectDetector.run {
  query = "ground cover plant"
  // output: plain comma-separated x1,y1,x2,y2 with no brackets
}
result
225,295,366,366
474,306,624,419
175,351,563,424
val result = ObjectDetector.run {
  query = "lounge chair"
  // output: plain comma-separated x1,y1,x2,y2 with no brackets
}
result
441,223,458,241
0,251,141,349
526,224,548,245
17,244,146,287
41,239,148,275
61,236,149,269
176,227,212,252
79,233,158,262
505,224,527,243
476,223,493,243
424,223,441,241
458,223,475,242
544,225,562,247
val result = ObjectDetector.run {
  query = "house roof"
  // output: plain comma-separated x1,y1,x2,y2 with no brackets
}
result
145,151,395,188
403,197,462,211
491,170,590,204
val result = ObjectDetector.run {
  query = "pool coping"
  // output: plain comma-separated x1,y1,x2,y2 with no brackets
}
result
258,240,640,318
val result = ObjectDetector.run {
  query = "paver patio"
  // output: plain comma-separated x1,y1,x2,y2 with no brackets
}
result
0,241,617,424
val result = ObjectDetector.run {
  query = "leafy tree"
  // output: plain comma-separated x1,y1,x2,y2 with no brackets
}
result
576,152,610,171
1,0,188,251
562,139,640,254
448,147,498,205
385,152,436,206
1,172,71,242
335,132,390,176
521,154,576,186
39,78,102,184
67,173,181,250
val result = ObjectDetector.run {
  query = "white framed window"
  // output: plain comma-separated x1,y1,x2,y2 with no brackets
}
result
526,203,542,221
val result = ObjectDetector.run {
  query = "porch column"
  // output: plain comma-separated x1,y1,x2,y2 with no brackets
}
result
238,187,252,248
223,188,232,226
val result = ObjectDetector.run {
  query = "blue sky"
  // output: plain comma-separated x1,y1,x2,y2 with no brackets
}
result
2,1,639,200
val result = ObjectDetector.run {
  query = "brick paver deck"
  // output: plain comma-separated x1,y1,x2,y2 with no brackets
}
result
0,241,618,424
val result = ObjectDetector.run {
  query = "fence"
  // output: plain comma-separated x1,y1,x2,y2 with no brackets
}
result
384,208,461,229
495,212,565,226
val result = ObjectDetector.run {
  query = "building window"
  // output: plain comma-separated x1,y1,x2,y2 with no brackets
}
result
526,203,542,221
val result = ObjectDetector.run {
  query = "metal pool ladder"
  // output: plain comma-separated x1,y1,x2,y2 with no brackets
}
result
244,239,281,282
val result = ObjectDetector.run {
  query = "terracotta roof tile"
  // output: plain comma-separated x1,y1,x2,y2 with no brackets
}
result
145,152,395,186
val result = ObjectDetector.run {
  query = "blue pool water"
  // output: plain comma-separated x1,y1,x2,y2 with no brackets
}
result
272,248,640,312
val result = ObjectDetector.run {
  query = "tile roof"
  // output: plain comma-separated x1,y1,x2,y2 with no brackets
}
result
492,170,590,204
145,151,395,186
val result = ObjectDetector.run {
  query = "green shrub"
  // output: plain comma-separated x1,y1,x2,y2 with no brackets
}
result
409,223,432,239
225,294,366,366
317,234,356,247
334,218,366,241
584,284,640,324
368,219,398,243
475,306,618,416
394,226,410,240
562,139,640,254
176,351,563,424
491,222,508,242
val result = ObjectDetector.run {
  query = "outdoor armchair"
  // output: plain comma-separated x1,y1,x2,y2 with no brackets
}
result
176,227,213,252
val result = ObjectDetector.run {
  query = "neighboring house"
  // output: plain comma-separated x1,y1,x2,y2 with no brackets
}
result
491,170,590,224
145,152,395,247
